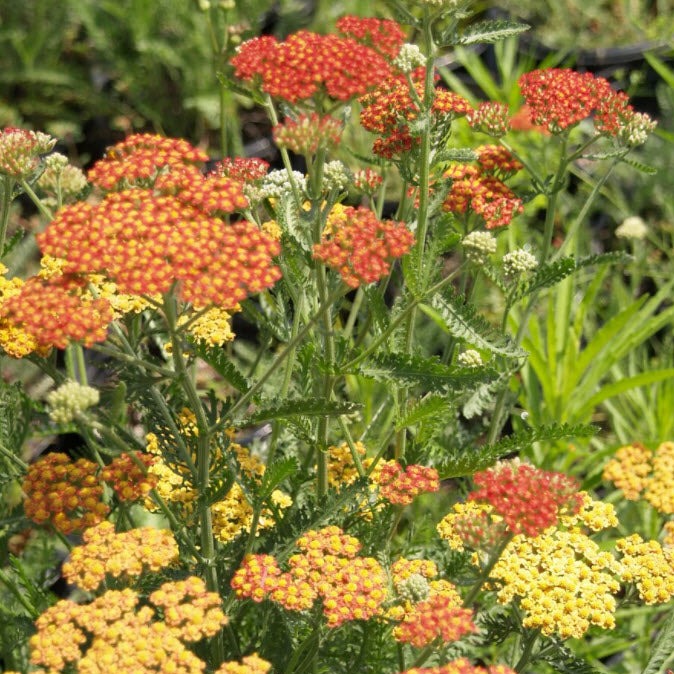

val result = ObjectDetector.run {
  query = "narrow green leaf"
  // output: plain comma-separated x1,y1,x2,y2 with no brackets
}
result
641,609,674,674
457,19,530,46
434,148,478,164
242,399,362,424
620,156,658,175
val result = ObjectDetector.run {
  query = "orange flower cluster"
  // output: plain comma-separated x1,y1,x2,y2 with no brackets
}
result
87,133,208,190
0,273,114,350
62,521,179,591
393,594,476,648
273,113,343,156
37,188,281,309
100,451,158,502
475,145,523,178
401,660,516,674
231,526,388,627
313,205,414,287
603,441,674,514
518,68,654,139
360,72,472,159
442,159,523,229
469,460,583,537
23,453,109,534
29,580,226,674
375,461,440,505
231,17,403,104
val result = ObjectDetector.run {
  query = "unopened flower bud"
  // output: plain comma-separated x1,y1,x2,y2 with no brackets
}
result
259,169,307,200
458,349,483,367
397,573,430,602
618,111,657,147
393,44,426,73
467,102,511,137
322,161,350,192
462,230,496,262
615,215,648,240
47,380,100,424
0,127,57,179
502,248,538,276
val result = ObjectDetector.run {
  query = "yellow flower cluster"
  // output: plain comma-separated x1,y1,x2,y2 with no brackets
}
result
603,441,674,513
215,653,272,674
145,425,291,544
616,534,674,604
437,501,504,553
29,580,227,674
178,306,236,347
62,521,179,591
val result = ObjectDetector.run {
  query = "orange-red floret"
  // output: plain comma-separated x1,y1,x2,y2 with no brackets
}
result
22,453,108,534
215,157,270,183
401,659,516,674
469,461,583,537
376,461,440,506
335,15,406,60
313,206,414,287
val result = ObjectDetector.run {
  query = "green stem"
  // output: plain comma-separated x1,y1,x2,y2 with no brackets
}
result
0,175,15,255
163,293,225,666
0,441,28,471
463,534,513,606
337,416,365,478
514,630,540,673
19,179,52,220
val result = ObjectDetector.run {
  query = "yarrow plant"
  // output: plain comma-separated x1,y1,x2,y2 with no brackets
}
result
0,3,669,674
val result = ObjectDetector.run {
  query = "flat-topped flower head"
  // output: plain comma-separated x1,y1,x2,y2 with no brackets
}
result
518,68,656,142
375,461,440,505
0,273,114,350
100,451,158,502
0,127,56,179
313,205,414,287
402,660,516,674
467,102,511,137
616,534,674,604
37,189,281,309
231,21,401,104
87,132,209,190
469,460,583,537
23,453,108,534
273,113,343,156
215,156,270,183
216,654,273,674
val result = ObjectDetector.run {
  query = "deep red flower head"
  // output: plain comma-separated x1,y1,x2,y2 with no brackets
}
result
214,157,270,183
469,461,583,537
335,15,406,59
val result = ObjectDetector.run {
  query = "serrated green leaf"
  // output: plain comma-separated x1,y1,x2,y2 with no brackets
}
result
356,352,496,391
385,0,421,27
457,19,530,46
216,71,259,102
362,286,391,334
462,377,506,419
0,380,32,456
1,229,24,259
260,457,298,500
424,293,525,358
620,156,658,175
438,423,597,477
509,257,576,305
193,344,250,393
276,193,312,253
434,148,479,164
396,394,452,430
241,399,362,425
642,609,674,674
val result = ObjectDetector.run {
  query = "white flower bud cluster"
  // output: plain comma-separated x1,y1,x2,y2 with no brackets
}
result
502,248,538,277
618,112,657,147
462,231,496,263
615,215,648,240
37,153,88,203
322,161,350,191
457,349,483,368
397,573,430,603
43,153,69,171
393,44,427,74
256,169,307,200
47,380,100,424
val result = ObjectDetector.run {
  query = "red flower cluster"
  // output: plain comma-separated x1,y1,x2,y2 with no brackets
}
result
215,156,270,183
313,206,414,287
0,274,113,350
442,161,523,229
231,17,404,104
273,113,343,156
23,453,109,534
0,127,56,179
518,68,651,137
469,461,583,537
37,188,281,309
87,133,208,190
100,452,158,502
393,594,477,648
231,526,388,627
360,73,472,159
376,461,440,505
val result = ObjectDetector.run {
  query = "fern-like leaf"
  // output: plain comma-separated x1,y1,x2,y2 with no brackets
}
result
457,19,530,45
